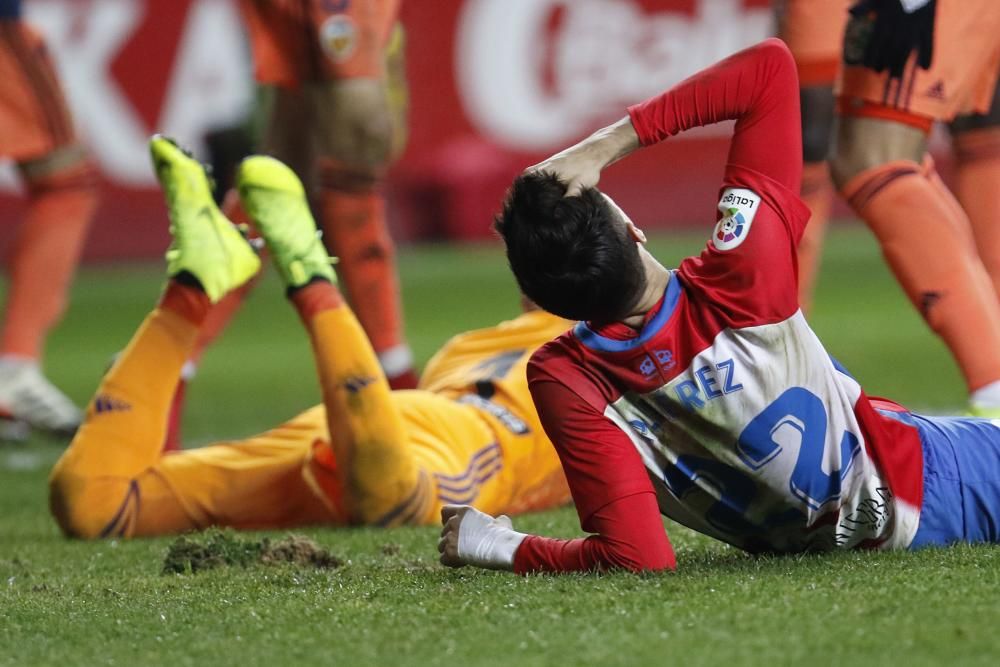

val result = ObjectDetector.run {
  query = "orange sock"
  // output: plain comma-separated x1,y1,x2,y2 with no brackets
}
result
317,158,415,389
953,128,1000,298
0,159,98,360
49,281,207,537
797,161,834,312
841,158,1000,392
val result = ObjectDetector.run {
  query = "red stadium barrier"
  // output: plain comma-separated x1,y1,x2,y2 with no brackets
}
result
0,0,784,260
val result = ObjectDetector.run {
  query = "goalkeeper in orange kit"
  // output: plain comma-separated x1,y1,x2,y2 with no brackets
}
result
48,138,572,539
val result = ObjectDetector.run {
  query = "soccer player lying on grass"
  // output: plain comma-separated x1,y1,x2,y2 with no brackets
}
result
438,38,1000,574
48,138,572,539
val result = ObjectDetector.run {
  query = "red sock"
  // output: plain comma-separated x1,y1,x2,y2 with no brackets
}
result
796,161,833,312
0,159,98,359
159,281,212,326
290,280,346,322
841,158,1000,392
953,128,1000,298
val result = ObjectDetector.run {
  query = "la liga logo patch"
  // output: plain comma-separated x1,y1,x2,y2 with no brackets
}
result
716,208,745,243
712,187,760,250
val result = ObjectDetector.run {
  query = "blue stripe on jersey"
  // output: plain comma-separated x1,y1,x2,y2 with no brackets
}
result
573,270,682,353
829,353,854,379
0,0,21,19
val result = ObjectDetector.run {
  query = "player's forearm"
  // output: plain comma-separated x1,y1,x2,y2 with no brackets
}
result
627,38,797,145
555,117,641,172
513,533,675,574
511,493,677,574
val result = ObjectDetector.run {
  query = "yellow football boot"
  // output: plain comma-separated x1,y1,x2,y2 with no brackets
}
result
150,135,260,303
236,155,336,288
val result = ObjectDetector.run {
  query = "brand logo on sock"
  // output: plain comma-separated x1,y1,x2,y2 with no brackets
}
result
925,80,946,101
343,376,376,394
93,394,131,414
920,291,941,316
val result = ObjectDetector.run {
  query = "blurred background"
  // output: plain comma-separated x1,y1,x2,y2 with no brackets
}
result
0,0,822,260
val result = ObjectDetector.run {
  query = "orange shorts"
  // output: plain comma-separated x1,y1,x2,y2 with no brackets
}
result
837,0,1000,122
238,0,400,89
776,0,851,86
0,20,76,162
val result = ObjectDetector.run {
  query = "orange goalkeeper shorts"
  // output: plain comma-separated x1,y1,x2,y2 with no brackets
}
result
237,0,400,88
776,0,851,86
0,20,77,162
837,0,1000,121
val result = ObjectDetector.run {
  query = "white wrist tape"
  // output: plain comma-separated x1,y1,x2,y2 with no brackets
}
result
456,508,528,570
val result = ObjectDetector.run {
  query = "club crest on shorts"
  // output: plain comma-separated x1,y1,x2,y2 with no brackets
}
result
712,187,760,251
320,14,357,63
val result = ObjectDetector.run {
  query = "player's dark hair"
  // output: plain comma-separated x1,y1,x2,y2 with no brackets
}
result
494,172,647,325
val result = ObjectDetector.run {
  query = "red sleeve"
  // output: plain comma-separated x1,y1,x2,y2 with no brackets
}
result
626,38,803,193
628,38,811,327
513,377,675,573
514,494,676,574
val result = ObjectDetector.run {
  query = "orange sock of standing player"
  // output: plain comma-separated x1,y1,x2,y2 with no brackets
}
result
289,280,420,525
953,127,1000,298
0,160,98,361
796,161,834,312
841,158,1000,394
50,281,209,537
316,158,416,390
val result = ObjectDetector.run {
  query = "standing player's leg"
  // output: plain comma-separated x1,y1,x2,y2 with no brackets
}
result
832,115,1000,409
950,83,1000,297
50,138,262,537
0,20,98,435
304,0,416,389
832,2,1000,411
776,0,850,312
217,0,416,391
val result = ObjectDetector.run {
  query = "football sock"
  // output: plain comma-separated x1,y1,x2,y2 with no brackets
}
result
49,281,205,536
953,127,1000,298
0,159,98,359
841,158,1000,393
970,379,1000,411
796,161,833,313
290,280,419,524
317,158,416,389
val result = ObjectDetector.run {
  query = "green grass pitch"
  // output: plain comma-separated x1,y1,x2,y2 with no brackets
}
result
2,225,998,666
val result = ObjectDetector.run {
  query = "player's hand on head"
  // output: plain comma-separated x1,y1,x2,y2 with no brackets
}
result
526,149,603,197
438,505,527,571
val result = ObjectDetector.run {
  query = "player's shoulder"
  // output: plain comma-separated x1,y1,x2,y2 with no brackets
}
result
721,165,811,233
528,329,583,380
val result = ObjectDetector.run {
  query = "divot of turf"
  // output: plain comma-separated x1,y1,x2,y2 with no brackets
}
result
162,530,343,574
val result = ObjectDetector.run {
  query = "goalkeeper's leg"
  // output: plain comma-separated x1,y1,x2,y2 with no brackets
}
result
238,155,430,525
49,138,261,537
